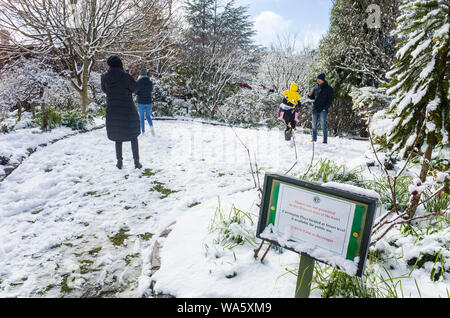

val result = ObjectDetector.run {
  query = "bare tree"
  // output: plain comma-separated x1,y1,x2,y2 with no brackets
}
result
0,0,179,115
258,34,316,93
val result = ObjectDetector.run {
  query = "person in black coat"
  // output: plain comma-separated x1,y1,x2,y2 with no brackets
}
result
101,56,142,169
135,69,155,136
307,73,334,144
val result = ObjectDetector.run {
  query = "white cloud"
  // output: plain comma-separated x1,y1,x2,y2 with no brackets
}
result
297,24,327,49
252,11,326,50
253,11,292,47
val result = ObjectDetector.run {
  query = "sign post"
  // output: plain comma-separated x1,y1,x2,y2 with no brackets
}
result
256,173,378,297
295,255,315,298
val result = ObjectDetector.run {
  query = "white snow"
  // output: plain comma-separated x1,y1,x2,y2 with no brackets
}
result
0,119,448,298
321,182,380,200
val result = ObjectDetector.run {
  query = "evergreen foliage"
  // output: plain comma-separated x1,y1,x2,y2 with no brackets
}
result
385,0,450,158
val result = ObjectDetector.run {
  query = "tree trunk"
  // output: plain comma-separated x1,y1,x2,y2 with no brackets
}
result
407,130,436,218
81,86,89,116
17,102,22,122
80,58,90,116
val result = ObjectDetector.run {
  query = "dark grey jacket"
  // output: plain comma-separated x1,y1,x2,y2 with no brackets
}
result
135,77,153,104
307,80,334,113
101,67,140,142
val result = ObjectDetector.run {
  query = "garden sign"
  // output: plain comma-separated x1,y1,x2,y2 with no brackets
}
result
256,173,378,297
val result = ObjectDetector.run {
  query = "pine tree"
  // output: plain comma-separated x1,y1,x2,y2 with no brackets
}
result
308,0,399,136
385,0,449,156
385,0,449,217
175,0,256,117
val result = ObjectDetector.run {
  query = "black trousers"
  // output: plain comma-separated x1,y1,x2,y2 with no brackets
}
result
283,109,297,132
115,138,139,161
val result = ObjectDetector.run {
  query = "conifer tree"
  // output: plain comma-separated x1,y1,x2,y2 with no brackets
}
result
385,0,449,217
385,0,449,157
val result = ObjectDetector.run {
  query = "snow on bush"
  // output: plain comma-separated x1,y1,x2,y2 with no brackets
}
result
220,85,280,125
0,57,72,120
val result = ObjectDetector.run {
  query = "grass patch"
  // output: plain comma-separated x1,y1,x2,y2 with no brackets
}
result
150,181,179,199
60,275,73,293
138,232,153,241
31,208,44,215
305,158,365,187
124,253,140,265
208,198,258,250
44,168,53,173
108,229,130,246
88,246,102,255
141,168,156,178
188,202,201,208
79,260,101,274
83,191,109,198
37,284,55,296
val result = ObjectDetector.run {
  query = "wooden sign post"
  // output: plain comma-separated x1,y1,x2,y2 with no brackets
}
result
256,173,378,298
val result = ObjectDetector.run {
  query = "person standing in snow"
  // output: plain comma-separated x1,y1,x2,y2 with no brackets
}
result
101,56,143,170
307,73,334,144
135,68,155,136
278,83,301,140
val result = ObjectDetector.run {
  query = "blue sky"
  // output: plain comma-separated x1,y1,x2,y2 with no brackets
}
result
235,0,332,49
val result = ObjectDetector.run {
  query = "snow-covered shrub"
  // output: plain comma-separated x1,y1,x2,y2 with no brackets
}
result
88,72,106,107
149,77,175,117
0,57,74,125
305,158,365,188
60,110,92,131
313,263,382,298
220,86,280,125
207,199,257,250
350,87,391,125
368,175,413,212
34,109,92,131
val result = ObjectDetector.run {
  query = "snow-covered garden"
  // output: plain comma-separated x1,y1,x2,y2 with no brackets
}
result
0,0,449,299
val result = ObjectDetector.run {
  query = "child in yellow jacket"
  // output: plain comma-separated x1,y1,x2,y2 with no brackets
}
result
278,83,301,125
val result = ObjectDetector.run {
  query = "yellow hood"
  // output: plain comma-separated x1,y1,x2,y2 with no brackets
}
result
283,83,300,105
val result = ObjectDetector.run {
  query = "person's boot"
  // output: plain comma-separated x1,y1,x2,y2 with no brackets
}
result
134,158,143,169
150,126,155,136
116,159,123,170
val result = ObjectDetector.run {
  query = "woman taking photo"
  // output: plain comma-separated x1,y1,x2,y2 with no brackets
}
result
101,56,143,170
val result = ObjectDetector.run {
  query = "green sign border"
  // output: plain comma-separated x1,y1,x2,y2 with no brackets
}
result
257,173,378,277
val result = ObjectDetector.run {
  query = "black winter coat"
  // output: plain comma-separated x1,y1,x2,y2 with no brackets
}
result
307,80,334,113
101,67,140,142
135,77,153,104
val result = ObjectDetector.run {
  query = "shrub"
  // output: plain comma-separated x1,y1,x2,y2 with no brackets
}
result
305,158,365,187
208,198,258,250
35,108,92,131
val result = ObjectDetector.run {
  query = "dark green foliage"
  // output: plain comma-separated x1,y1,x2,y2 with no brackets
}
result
384,0,450,157
35,108,92,131
305,158,365,187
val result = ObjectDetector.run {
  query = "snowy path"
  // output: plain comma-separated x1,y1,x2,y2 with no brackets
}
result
0,120,370,297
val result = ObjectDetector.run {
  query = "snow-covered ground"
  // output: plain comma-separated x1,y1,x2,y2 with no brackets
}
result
0,113,104,178
0,120,447,298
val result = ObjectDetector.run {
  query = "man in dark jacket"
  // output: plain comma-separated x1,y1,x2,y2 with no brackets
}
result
101,56,142,169
307,73,334,144
135,69,154,136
